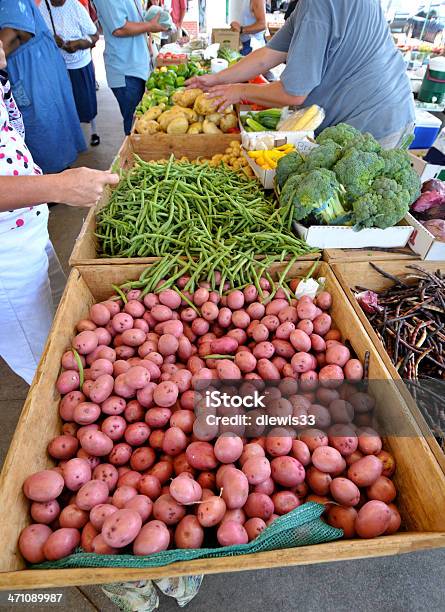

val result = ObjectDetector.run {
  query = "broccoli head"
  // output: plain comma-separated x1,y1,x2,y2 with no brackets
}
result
352,177,411,230
333,149,385,200
316,123,361,148
344,132,382,154
276,151,306,189
280,168,350,225
304,139,343,171
380,149,421,203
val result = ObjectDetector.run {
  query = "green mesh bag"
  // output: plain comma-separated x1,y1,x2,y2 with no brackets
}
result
33,503,342,570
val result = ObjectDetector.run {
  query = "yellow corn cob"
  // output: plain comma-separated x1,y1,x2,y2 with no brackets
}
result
291,105,320,130
300,107,324,131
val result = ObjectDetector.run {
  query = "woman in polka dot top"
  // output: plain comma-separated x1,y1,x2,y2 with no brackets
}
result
0,41,119,384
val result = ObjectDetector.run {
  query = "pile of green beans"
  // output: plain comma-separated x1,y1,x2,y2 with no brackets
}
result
96,156,316,260
118,251,316,300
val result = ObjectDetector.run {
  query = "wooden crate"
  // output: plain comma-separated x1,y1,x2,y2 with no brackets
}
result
69,135,318,268
331,259,445,473
1,261,445,589
323,248,417,264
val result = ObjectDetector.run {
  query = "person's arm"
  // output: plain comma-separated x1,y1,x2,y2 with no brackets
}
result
0,169,119,213
232,0,266,35
0,28,23,56
186,47,286,89
113,14,165,36
63,32,99,53
208,80,305,111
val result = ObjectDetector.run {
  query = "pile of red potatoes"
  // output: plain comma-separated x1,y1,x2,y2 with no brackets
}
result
18,276,400,564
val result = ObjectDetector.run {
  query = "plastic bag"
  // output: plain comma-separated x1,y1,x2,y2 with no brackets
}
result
277,105,325,132
144,6,173,30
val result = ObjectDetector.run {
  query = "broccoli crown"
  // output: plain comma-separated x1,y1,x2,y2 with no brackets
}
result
303,139,343,171
281,168,350,225
380,149,421,203
352,177,411,230
276,151,306,188
333,149,385,200
316,123,361,148
344,132,382,154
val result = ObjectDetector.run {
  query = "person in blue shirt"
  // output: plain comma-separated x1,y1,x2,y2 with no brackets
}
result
0,0,86,174
93,0,166,135
188,0,415,147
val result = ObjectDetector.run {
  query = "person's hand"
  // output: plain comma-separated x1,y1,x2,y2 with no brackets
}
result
63,40,79,54
0,41,6,71
185,73,220,91
54,34,65,48
55,168,120,207
207,83,245,111
230,21,241,32
146,12,168,33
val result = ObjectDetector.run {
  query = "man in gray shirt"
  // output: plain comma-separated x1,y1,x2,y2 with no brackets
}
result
188,0,414,144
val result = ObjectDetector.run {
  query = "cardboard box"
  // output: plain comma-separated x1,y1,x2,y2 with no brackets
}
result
405,212,445,260
211,28,240,51
293,222,414,250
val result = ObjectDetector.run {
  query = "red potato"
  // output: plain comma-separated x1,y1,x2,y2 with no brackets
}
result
145,407,171,429
296,300,317,321
256,358,280,381
358,428,382,455
221,508,246,525
385,503,401,535
59,391,86,421
19,524,52,563
348,455,383,487
197,496,227,527
153,381,179,408
139,475,162,500
214,434,244,464
328,424,358,456
231,310,250,329
221,468,249,510
306,467,332,496
216,359,242,381
175,515,204,549
30,500,60,525
330,478,360,506
133,520,170,555
80,430,113,457
242,456,271,485
118,470,142,489
91,534,117,555
201,302,219,322
217,520,248,546
312,446,345,474
124,366,151,391
319,364,344,388
239,443,265,466
47,435,79,460
62,458,91,491
90,303,111,326
89,374,114,404
265,299,288,317
133,319,149,334
170,409,195,434
244,493,274,520
344,359,364,381
158,289,181,310
153,494,186,525
151,305,173,322
143,293,159,309
272,491,300,515
148,431,165,452
157,334,179,357
312,313,332,337
329,399,354,424
170,475,202,504
112,486,138,509
296,319,313,335
102,508,142,548
62,350,86,372
80,522,99,552
246,301,265,320
113,360,131,377
278,306,298,324
171,369,192,393
271,456,305,487
355,500,391,538
162,426,187,456
210,336,239,355
251,324,269,345
244,517,266,541
345,450,364,466
92,464,119,491
43,528,80,561
109,443,132,467
131,447,157,472
77,319,96,332
243,285,258,304
124,495,153,522
315,291,332,311
271,339,294,360
265,429,293,457
226,329,247,346
366,476,396,503
23,470,64,503
227,290,244,310
76,480,109,511
124,422,150,446
350,392,375,414
73,402,101,426
290,439,311,466
376,450,396,478
72,330,98,355
124,300,145,318
59,504,89,529
56,370,80,395
90,359,114,380
120,329,146,348
291,352,313,374
327,505,357,538
101,416,126,441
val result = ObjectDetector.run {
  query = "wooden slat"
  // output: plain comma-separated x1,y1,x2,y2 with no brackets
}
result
323,249,416,263
331,260,445,474
0,532,443,590
1,261,445,587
